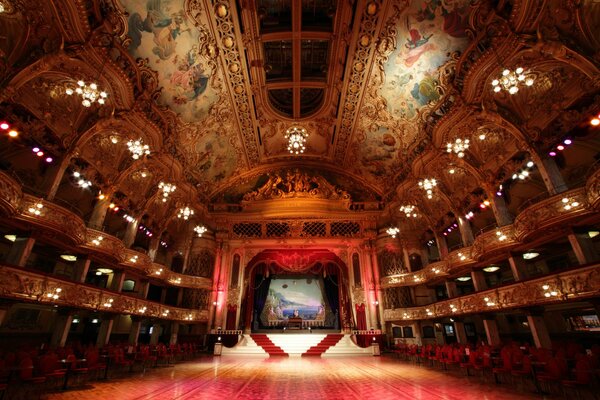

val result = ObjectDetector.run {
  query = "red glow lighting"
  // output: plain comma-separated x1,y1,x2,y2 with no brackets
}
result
36,151,44,157
556,145,565,151
549,151,557,157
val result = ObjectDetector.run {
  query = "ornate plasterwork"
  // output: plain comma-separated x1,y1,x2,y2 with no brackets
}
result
0,171,211,290
243,169,350,202
384,263,600,321
0,265,209,322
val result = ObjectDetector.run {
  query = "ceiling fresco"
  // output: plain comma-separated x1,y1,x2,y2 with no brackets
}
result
349,0,471,191
123,0,221,121
120,0,244,190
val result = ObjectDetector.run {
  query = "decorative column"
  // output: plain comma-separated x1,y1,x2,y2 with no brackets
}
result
508,255,526,281
470,270,487,291
538,156,568,195
413,321,422,346
73,258,91,282
568,231,598,265
434,232,449,258
210,242,223,330
526,314,552,349
110,271,126,292
147,237,161,262
96,316,114,348
87,189,114,230
457,216,474,246
128,316,143,345
483,318,501,346
149,324,161,345
453,320,468,344
6,236,36,267
138,280,150,299
123,216,140,248
45,152,75,201
445,280,458,298
485,185,513,226
170,322,179,345
50,311,73,348
370,243,383,331
217,241,231,329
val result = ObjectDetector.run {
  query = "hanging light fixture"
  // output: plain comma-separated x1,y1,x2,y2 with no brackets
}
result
399,205,418,218
446,138,469,158
158,181,176,202
194,225,207,237
284,126,308,155
386,227,400,238
127,139,150,159
491,67,534,95
178,206,194,220
418,178,437,199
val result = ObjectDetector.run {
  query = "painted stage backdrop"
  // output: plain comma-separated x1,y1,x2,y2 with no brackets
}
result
260,277,333,327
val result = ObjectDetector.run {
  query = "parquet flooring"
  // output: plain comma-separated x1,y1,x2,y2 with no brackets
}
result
47,356,544,400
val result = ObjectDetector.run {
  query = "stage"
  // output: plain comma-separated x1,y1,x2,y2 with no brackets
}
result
47,356,540,400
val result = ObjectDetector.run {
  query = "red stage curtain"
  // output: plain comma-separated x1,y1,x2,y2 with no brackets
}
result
226,304,237,330
355,304,369,347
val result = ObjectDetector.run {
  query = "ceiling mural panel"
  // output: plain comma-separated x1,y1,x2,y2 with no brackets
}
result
122,0,222,122
350,0,471,193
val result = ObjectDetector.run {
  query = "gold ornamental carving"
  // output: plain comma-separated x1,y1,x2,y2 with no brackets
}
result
0,265,209,322
383,263,600,321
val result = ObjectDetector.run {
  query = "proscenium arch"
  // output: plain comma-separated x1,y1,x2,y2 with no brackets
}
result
241,249,355,332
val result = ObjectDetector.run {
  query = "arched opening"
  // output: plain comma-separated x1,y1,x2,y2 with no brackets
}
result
241,249,354,333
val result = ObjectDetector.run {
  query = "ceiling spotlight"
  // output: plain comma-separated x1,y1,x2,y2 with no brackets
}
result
522,252,539,260
8,130,18,137
591,117,600,126
483,266,500,273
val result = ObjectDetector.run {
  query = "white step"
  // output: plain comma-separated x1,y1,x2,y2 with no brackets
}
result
322,335,373,357
221,334,269,357
267,334,326,357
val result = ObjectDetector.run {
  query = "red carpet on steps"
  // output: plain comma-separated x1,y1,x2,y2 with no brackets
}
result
250,334,288,356
302,334,344,357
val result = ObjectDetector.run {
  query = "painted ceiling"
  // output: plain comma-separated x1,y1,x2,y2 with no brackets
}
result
118,0,474,201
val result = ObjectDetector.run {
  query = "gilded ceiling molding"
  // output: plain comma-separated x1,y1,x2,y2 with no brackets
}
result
384,263,600,321
0,265,210,321
333,0,387,163
188,0,260,167
49,0,92,43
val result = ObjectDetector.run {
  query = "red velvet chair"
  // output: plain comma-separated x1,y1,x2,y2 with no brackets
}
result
561,357,593,399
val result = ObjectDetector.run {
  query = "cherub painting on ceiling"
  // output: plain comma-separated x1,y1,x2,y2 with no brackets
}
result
379,0,470,120
123,0,219,121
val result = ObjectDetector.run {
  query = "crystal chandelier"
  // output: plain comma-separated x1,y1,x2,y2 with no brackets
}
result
158,181,176,202
284,126,308,155
194,225,207,237
400,205,418,218
446,138,469,158
491,67,534,95
418,178,437,199
127,139,150,159
65,80,108,107
386,227,400,238
178,206,194,220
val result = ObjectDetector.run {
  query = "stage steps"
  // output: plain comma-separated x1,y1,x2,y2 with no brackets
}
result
221,334,374,357
251,334,289,356
302,334,344,357
267,334,326,357
220,335,269,357
322,335,373,357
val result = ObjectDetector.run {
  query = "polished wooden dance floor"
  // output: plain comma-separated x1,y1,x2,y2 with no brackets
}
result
47,356,541,400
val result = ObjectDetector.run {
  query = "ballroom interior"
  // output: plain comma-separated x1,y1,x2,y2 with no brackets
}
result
0,0,599,399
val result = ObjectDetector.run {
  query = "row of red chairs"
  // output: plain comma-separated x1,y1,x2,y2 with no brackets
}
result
392,341,599,398
0,341,204,399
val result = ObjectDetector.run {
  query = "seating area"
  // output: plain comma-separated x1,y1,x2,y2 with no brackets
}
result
0,341,204,399
392,341,600,398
